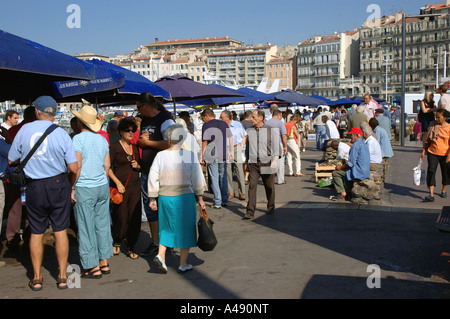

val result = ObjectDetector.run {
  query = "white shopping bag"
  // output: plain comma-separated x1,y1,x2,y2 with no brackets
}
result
413,158,426,186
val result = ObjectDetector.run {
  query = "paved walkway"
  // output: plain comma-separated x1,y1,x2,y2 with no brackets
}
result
1,139,450,300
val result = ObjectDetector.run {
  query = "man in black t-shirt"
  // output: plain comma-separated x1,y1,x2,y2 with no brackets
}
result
136,93,175,257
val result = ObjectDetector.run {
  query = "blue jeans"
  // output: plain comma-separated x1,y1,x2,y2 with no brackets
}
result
315,125,326,149
207,161,228,206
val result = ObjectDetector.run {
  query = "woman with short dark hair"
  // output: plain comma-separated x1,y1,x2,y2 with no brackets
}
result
108,117,142,259
421,108,450,202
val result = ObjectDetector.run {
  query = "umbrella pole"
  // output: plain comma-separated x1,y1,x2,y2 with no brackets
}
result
173,99,176,119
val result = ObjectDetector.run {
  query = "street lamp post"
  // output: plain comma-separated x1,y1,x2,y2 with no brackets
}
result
435,63,439,89
384,57,392,102
401,13,406,147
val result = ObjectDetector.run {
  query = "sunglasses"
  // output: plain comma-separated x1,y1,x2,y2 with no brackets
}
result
123,128,137,133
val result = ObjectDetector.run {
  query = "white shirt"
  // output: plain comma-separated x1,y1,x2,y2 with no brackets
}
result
325,120,340,140
336,142,351,161
364,135,382,164
362,101,378,120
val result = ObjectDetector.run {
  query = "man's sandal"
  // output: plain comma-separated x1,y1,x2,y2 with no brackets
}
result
56,276,68,290
28,277,43,291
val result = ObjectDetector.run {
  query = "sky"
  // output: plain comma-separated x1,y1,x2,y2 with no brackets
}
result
0,0,435,57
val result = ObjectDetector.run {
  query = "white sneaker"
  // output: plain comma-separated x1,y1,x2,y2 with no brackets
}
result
178,264,193,273
153,255,168,274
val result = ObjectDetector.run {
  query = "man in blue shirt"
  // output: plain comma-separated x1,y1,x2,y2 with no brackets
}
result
8,96,78,291
220,110,247,200
369,118,394,160
0,138,11,246
331,127,370,201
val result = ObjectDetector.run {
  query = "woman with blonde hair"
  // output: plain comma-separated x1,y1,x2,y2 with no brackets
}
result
420,91,437,134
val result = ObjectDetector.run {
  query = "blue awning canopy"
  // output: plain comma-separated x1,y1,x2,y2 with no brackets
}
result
0,29,95,103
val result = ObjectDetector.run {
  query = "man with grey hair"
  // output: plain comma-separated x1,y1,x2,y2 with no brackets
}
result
265,109,288,184
346,104,358,119
348,105,368,132
360,121,382,164
361,94,377,120
201,108,233,209
331,127,370,201
8,96,78,291
220,110,247,200
244,110,277,219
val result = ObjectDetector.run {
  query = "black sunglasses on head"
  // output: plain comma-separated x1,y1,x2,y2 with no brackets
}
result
123,128,136,133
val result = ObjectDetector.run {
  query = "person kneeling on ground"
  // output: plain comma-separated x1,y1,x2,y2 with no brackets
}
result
331,128,370,201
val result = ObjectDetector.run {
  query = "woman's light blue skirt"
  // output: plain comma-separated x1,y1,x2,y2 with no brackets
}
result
158,193,197,249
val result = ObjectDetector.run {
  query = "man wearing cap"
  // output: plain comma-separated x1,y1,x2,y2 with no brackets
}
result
8,96,78,291
331,127,370,201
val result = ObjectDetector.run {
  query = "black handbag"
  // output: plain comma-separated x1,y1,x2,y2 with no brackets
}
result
3,124,58,186
197,206,218,251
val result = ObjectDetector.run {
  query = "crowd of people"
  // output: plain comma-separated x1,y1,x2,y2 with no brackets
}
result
1,85,450,290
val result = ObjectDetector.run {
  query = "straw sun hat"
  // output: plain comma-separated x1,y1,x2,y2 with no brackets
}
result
70,105,102,132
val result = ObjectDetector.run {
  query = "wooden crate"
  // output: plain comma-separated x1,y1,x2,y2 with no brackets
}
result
315,163,336,182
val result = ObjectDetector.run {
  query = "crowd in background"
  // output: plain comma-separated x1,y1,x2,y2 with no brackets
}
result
1,85,450,289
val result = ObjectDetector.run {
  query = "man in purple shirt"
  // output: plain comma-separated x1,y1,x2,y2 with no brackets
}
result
201,109,233,209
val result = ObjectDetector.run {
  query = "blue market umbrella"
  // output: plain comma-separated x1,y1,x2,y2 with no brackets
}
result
0,29,94,103
311,94,335,106
53,61,126,102
237,87,274,102
155,75,244,115
333,98,357,106
54,59,171,104
273,89,323,106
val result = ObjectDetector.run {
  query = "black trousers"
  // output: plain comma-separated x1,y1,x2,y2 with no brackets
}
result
246,163,275,215
427,152,450,188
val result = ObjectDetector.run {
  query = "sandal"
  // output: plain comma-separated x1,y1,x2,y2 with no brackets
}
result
99,264,111,275
126,250,139,260
56,276,68,290
113,244,121,256
28,277,43,291
81,267,102,279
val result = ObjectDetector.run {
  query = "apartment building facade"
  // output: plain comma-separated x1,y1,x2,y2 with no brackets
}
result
360,1,450,101
266,57,297,90
206,45,278,89
297,31,360,99
143,36,243,56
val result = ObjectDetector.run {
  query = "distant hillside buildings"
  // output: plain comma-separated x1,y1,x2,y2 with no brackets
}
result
75,1,450,102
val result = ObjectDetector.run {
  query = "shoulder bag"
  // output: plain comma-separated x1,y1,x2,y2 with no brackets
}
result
110,143,135,205
3,124,58,186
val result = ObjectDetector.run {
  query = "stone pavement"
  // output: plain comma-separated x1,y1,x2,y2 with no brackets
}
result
1,139,450,301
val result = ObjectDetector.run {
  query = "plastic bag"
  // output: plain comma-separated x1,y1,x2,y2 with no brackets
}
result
413,159,426,186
